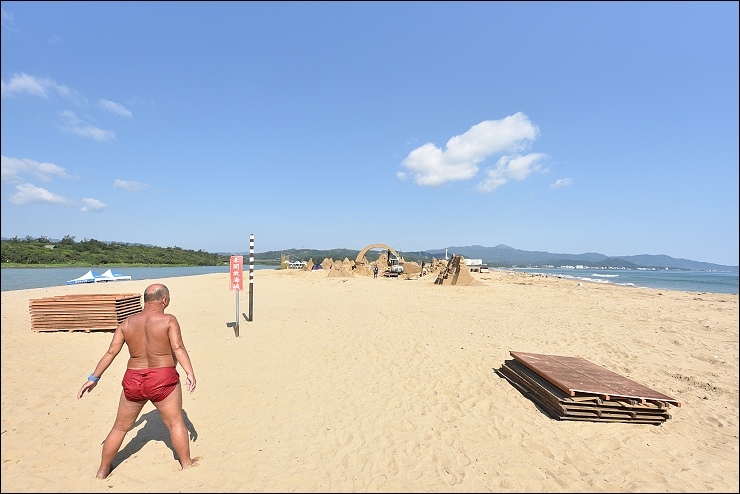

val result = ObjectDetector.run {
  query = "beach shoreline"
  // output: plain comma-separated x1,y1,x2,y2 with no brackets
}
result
2,268,737,492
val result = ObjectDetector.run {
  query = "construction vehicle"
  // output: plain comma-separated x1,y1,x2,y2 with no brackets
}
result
387,250,404,275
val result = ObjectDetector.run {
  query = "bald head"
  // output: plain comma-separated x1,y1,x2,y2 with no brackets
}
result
144,284,170,303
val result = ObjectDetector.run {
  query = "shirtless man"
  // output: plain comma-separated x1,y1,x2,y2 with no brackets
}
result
77,283,199,479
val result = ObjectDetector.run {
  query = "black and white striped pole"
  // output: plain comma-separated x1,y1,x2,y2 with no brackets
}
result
248,233,254,322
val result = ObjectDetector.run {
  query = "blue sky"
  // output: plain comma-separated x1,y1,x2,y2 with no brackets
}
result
2,2,738,266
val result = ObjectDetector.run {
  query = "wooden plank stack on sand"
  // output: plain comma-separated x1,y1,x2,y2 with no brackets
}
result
496,351,681,425
28,293,142,332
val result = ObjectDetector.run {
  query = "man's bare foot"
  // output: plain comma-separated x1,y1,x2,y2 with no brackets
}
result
180,456,201,470
95,466,111,479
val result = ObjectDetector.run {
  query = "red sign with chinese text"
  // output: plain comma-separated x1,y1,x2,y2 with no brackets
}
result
229,255,243,291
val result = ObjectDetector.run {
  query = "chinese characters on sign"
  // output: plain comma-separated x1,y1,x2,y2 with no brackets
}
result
230,255,243,291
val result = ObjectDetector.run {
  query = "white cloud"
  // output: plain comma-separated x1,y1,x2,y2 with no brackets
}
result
98,99,133,118
58,110,116,141
113,179,150,192
1,72,85,105
475,153,548,193
1,73,46,98
398,112,543,190
8,183,71,205
1,74,128,141
1,6,14,29
1,155,74,184
397,142,479,186
550,178,573,189
80,198,106,212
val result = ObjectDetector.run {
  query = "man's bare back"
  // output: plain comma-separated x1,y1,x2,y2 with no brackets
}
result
121,304,187,371
77,283,198,478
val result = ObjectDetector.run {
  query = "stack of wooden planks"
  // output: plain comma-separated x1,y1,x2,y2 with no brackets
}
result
29,293,142,332
495,351,680,425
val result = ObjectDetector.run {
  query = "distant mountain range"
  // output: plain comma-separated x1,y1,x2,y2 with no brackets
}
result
420,244,736,271
4,237,735,271
248,244,737,272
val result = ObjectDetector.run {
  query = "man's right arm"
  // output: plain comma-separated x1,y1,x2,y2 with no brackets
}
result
77,321,126,399
168,316,196,393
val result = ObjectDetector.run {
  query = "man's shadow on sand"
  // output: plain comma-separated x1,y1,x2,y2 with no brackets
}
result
106,409,198,474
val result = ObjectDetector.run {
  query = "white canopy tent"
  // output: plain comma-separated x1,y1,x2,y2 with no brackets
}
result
95,269,132,282
66,270,98,285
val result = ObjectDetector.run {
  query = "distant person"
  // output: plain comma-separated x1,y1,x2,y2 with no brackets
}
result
77,283,199,479
373,264,379,278
421,260,425,277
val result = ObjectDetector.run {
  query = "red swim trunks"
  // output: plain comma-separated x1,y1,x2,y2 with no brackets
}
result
122,367,180,402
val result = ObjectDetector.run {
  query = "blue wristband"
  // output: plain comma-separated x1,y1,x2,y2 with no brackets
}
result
88,373,100,382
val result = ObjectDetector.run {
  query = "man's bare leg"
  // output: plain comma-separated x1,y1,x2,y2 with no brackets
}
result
97,392,146,479
153,382,199,469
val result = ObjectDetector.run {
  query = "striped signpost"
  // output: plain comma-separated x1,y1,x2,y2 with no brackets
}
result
248,233,254,322
227,234,254,337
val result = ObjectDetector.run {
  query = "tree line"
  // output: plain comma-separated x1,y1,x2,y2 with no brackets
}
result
1,236,227,267
1,236,437,268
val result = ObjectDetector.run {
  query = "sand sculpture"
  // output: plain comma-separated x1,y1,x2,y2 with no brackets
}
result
327,257,356,277
289,244,479,286
353,244,401,270
434,254,484,286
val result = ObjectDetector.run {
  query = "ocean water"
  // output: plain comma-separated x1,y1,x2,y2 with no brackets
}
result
511,268,738,295
2,265,738,295
0,265,276,292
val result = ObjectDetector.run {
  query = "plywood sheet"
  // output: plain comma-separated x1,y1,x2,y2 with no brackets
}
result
510,351,680,407
29,293,142,332
495,351,679,424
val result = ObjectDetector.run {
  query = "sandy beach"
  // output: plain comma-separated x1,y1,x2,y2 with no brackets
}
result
1,267,738,493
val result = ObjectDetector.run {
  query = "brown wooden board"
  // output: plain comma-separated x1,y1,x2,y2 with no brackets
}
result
30,294,140,302
510,351,680,407
496,361,668,421
495,358,672,425
497,363,568,419
29,293,142,332
553,415,667,425
502,359,670,412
